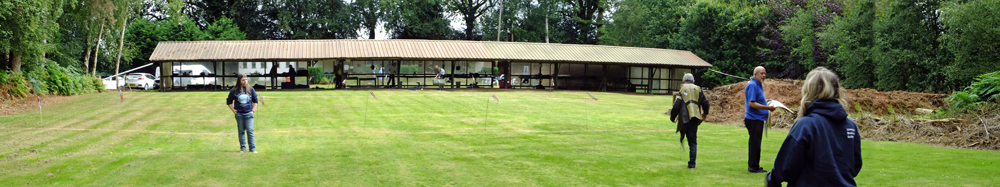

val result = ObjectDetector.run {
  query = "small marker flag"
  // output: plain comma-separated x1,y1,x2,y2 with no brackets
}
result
119,89,124,102
37,95,41,104
587,92,598,101
491,93,499,103
370,91,378,100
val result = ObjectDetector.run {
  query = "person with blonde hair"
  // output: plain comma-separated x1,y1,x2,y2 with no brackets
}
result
766,67,862,186
227,73,259,153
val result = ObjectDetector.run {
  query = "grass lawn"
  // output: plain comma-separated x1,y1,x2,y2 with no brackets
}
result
1,90,997,186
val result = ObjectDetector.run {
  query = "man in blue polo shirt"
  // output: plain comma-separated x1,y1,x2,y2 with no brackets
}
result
746,66,777,173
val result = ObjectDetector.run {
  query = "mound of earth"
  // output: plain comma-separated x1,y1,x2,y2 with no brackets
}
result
703,79,947,123
702,79,999,150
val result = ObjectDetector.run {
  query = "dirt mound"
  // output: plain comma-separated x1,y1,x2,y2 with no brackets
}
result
704,79,947,123
703,79,1000,150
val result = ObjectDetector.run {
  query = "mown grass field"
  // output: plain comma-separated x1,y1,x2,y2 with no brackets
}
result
1,90,998,186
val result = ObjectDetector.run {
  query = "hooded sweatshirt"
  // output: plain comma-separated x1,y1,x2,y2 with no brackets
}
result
766,99,862,187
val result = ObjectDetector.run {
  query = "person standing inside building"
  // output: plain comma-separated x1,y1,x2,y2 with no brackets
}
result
669,73,710,169
767,67,862,186
227,73,259,153
746,66,776,173
386,62,398,88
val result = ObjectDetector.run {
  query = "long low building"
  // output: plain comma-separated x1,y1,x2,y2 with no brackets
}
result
148,39,711,93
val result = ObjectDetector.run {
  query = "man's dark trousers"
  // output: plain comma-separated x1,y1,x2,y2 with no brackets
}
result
683,118,702,167
745,119,764,169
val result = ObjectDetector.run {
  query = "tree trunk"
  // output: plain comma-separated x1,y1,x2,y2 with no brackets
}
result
10,31,21,73
465,15,475,40
93,24,105,76
114,18,128,76
1,50,8,70
11,52,21,73
83,25,93,71
83,44,92,71
368,26,376,39
496,0,503,41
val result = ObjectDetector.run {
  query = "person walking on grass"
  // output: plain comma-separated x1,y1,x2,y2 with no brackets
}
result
766,67,862,186
746,66,776,173
669,73,710,169
227,73,259,153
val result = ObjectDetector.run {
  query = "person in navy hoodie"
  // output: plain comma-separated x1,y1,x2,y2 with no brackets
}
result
227,73,259,153
766,67,862,186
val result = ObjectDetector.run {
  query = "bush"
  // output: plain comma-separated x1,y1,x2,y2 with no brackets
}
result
308,66,323,84
946,71,1000,111
400,65,420,74
0,70,32,99
21,61,103,96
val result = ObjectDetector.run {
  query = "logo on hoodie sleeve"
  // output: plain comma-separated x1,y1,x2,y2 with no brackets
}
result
846,128,856,139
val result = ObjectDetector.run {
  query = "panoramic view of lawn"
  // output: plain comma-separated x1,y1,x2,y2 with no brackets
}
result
1,90,997,186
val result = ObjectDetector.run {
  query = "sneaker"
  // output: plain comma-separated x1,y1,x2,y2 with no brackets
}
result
749,167,767,173
240,149,246,153
688,161,696,169
251,149,257,153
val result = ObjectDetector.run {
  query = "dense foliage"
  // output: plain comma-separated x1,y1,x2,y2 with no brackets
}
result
946,71,1000,111
2,0,998,99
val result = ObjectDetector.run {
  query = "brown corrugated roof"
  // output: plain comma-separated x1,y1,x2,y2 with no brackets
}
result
149,39,711,67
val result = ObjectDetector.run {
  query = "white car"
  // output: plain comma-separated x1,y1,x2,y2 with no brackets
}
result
125,73,157,90
102,76,126,89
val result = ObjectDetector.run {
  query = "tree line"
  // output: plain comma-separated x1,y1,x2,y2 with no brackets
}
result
2,0,997,94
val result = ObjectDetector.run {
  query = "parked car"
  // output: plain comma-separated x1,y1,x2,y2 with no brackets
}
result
125,73,157,90
102,76,125,89
173,64,216,86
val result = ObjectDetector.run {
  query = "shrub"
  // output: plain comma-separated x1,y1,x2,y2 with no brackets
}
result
0,70,31,98
946,71,1000,111
308,66,323,84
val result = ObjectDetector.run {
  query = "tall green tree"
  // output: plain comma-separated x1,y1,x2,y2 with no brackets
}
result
940,0,1000,90
228,0,280,40
444,0,495,40
352,0,386,39
1,0,67,73
51,0,93,69
125,17,246,66
276,0,358,39
670,1,766,87
383,0,454,39
599,0,689,48
561,0,608,44
478,0,571,43
819,0,876,89
758,0,842,78
872,0,949,92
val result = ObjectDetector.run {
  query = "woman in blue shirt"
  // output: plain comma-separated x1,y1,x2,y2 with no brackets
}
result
227,74,259,153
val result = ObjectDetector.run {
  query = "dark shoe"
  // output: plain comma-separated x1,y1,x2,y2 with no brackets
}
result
688,163,696,169
749,167,767,173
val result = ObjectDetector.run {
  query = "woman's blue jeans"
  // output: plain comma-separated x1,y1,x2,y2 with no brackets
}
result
235,112,255,150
